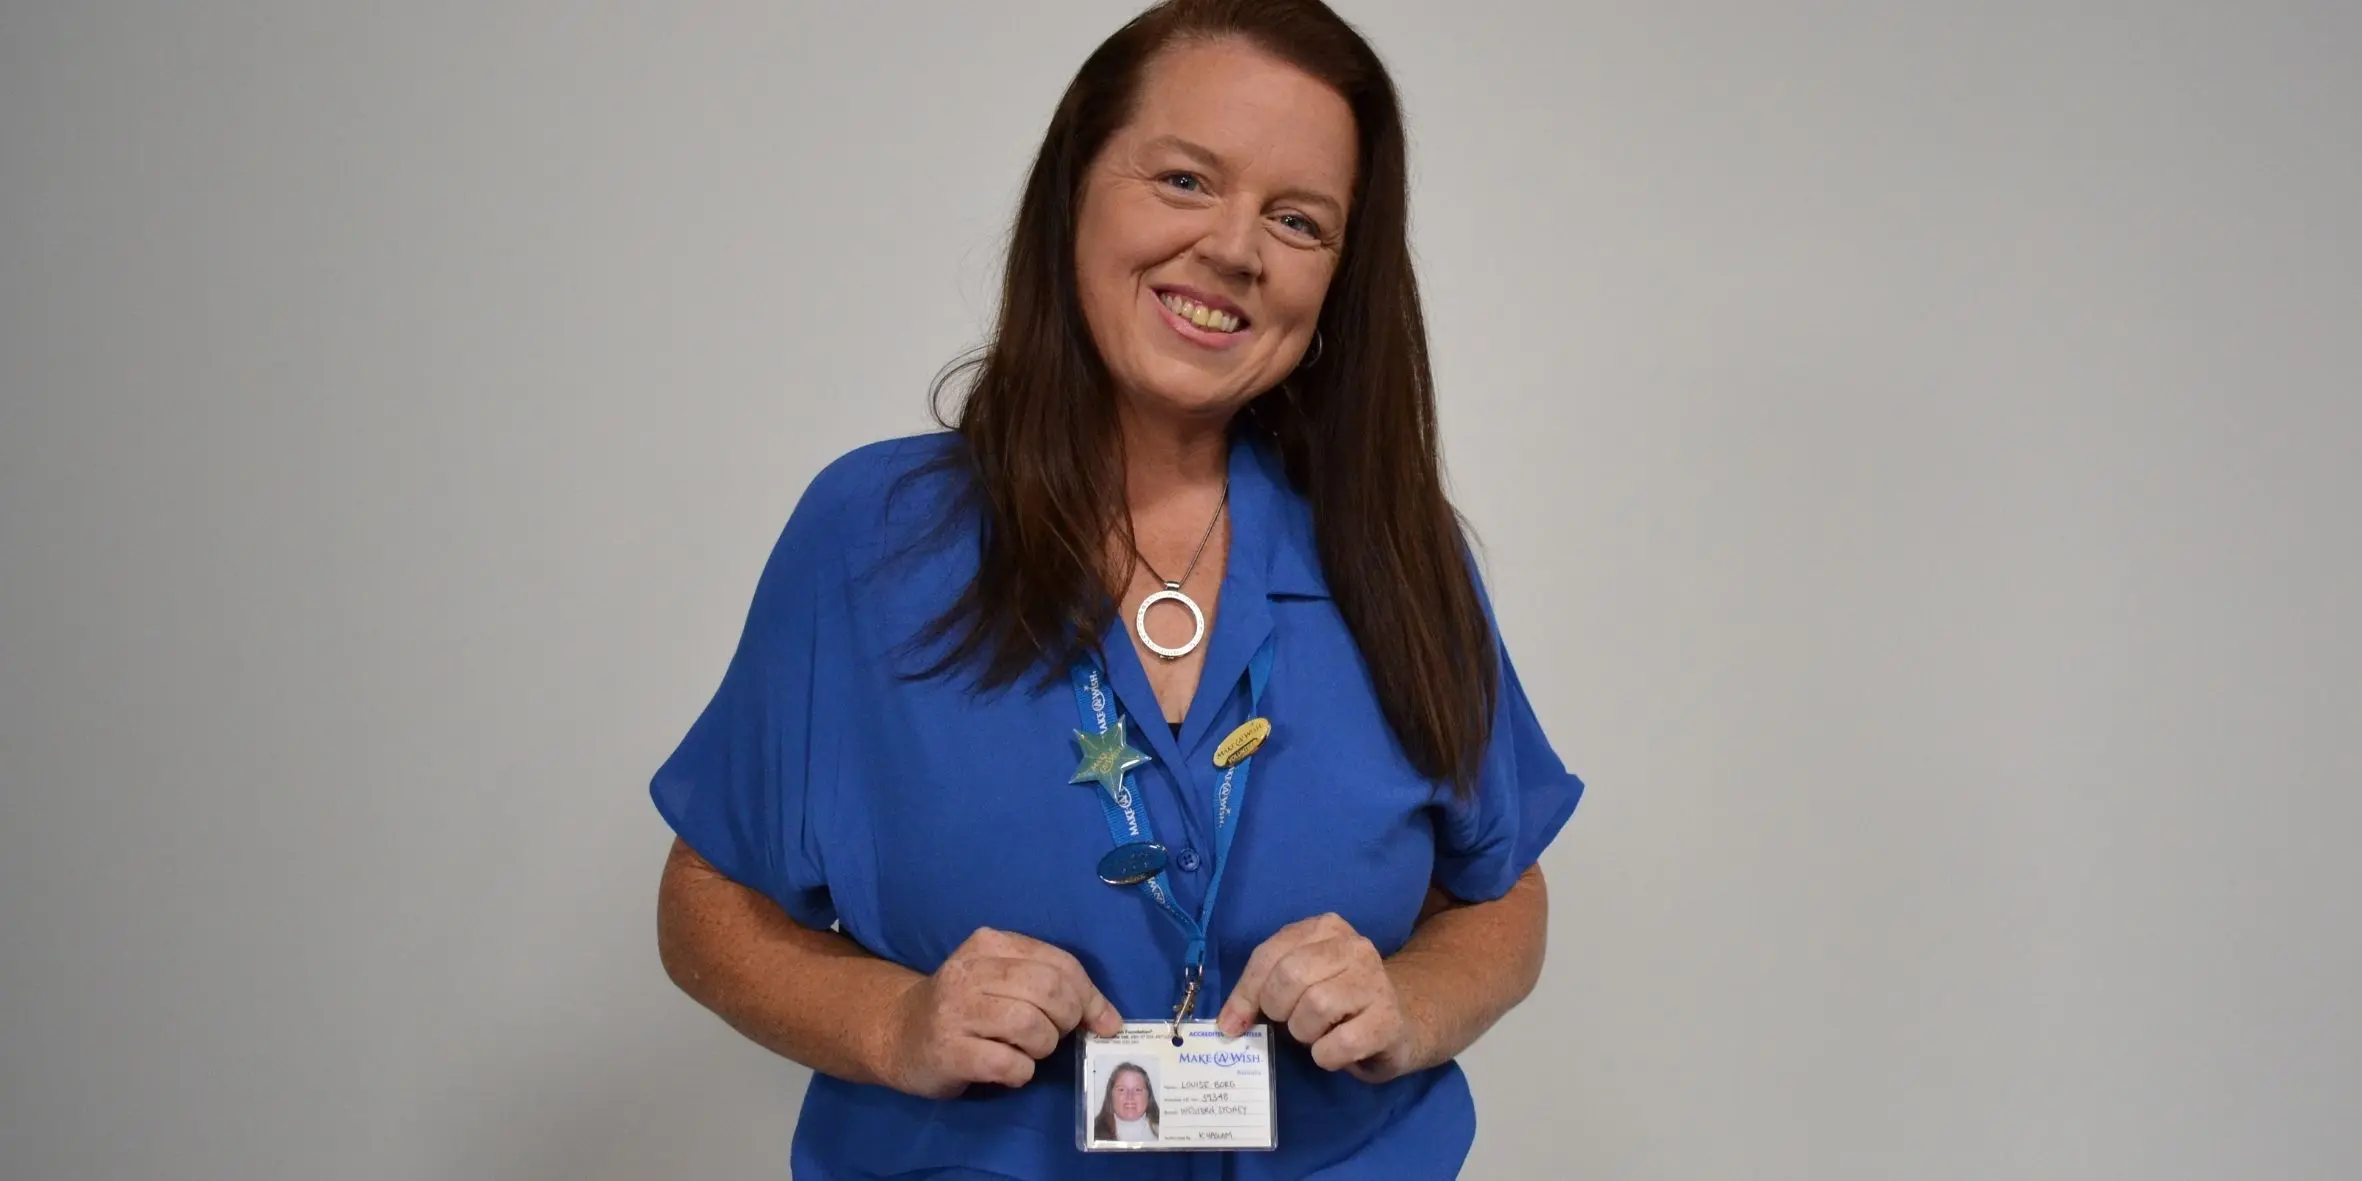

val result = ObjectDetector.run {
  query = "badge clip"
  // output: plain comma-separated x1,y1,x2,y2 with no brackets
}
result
1170,966,1202,1045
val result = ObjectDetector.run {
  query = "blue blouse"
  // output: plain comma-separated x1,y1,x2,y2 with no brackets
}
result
652,431,1584,1180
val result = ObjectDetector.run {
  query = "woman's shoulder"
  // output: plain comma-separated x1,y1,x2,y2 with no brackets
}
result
772,431,977,608
768,431,973,565
796,431,969,527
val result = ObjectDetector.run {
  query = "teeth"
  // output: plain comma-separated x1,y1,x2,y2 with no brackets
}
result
1160,292,1242,333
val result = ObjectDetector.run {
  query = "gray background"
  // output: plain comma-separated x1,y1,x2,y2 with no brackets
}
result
3,2,2356,1178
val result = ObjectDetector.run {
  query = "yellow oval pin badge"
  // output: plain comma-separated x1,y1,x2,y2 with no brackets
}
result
1213,717,1272,768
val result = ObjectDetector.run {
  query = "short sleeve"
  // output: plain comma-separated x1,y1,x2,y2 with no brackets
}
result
1431,584,1587,903
648,478,844,931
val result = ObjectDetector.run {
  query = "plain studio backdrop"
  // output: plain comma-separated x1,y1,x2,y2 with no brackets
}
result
3,2,2357,1178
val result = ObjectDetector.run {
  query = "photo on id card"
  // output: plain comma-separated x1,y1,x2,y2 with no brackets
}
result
1077,1022,1277,1152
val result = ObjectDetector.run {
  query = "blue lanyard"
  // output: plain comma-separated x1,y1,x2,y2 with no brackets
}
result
1068,636,1274,1014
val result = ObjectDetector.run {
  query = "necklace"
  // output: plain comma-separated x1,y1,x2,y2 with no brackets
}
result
1131,481,1228,661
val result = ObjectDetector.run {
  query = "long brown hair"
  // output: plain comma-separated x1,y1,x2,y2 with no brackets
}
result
1091,1062,1161,1140
911,0,1496,791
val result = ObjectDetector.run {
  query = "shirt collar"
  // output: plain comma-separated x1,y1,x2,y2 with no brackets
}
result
1228,432,1329,601
1104,432,1327,768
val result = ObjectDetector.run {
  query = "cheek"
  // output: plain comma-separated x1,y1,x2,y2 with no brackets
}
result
1265,258,1339,332
1081,194,1189,281
1076,209,1162,340
1072,223,1121,307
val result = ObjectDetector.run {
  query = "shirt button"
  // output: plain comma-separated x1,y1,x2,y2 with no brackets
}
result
1175,847,1202,872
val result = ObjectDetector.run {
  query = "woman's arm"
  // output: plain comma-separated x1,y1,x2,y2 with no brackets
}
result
657,838,1122,1097
657,837,917,1085
1384,864,1549,1071
1215,864,1549,1082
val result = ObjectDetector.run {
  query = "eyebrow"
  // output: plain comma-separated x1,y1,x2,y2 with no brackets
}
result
1140,134,1348,224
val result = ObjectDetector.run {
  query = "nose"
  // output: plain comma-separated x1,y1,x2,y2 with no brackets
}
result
1192,201,1261,281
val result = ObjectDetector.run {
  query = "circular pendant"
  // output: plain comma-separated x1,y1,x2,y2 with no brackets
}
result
1135,583,1206,661
1097,841,1169,886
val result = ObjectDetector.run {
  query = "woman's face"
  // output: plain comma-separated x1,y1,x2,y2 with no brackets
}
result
1074,38,1357,423
1112,1068,1149,1120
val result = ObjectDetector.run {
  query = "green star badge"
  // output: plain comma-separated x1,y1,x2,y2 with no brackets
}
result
1071,717,1153,796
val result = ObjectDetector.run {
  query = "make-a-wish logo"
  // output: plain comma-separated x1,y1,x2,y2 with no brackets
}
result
1178,1050,1262,1068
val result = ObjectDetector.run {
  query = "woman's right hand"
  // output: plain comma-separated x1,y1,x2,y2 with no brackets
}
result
880,927,1124,1098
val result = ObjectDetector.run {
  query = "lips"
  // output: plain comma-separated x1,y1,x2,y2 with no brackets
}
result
1149,286,1253,351
1156,289,1246,333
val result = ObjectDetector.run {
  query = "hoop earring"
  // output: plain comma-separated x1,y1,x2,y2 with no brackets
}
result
1297,329,1324,370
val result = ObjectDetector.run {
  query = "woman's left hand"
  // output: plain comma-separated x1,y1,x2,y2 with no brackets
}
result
1214,913,1425,1083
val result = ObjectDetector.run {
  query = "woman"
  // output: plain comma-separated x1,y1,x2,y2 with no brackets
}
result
1092,1063,1161,1144
652,1,1584,1176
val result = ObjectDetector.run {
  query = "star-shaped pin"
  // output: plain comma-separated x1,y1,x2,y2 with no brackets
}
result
1071,717,1153,797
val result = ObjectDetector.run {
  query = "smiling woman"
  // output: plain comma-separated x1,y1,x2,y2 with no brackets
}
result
1091,1061,1162,1143
650,2,1585,1178
1074,50,1353,402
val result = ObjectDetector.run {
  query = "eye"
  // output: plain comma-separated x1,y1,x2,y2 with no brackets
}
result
1276,211,1323,239
1159,171,1206,193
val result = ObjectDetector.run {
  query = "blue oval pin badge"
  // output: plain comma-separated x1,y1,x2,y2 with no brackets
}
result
1096,841,1170,886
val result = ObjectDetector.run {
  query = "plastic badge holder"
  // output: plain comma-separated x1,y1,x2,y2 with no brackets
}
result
1077,1021,1278,1153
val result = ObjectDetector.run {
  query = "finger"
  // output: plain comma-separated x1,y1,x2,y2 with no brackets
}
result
951,926,1014,961
1282,974,1366,1047
1258,938,1361,1031
949,1036,1038,1089
1217,922,1318,1034
1310,1006,1402,1073
961,993,1063,1060
980,928,1085,972
991,935,1122,1038
1079,981,1122,1038
976,958,1087,1030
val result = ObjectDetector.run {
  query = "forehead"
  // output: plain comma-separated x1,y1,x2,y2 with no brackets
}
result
1116,39,1356,196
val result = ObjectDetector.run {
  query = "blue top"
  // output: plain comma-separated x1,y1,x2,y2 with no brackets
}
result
652,431,1585,1180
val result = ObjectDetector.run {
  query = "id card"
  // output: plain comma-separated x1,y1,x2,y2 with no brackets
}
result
1077,1021,1277,1152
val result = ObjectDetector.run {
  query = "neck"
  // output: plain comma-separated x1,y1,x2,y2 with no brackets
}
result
1117,401,1230,510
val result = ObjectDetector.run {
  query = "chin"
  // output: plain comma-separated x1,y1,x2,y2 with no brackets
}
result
1124,368,1263,419
1138,392,1237,420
